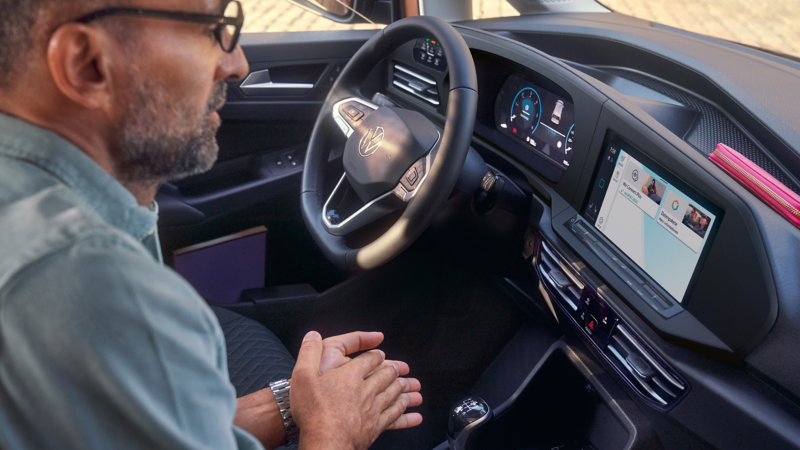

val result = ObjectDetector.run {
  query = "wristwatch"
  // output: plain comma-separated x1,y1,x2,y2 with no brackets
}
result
269,379,301,445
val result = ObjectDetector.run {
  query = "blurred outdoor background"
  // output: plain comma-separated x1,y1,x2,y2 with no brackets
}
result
240,0,800,59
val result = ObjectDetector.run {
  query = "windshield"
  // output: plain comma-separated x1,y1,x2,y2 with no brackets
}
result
474,0,800,60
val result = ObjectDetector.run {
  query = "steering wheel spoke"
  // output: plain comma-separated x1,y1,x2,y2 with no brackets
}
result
323,173,404,236
332,97,379,138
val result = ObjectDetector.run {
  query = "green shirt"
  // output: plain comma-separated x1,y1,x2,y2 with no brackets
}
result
0,112,263,449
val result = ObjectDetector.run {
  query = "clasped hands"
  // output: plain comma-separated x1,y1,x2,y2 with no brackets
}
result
235,331,422,450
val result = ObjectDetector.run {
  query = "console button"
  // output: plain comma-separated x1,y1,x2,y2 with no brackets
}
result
585,314,599,335
594,243,620,264
573,222,598,243
617,261,644,285
643,284,672,309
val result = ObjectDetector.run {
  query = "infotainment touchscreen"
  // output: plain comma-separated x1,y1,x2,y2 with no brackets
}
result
581,132,722,302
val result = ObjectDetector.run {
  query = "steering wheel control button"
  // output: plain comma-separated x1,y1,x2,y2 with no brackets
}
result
406,167,419,184
343,104,364,121
400,160,425,191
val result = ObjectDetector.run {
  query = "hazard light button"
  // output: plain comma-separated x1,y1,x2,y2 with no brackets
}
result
585,314,599,335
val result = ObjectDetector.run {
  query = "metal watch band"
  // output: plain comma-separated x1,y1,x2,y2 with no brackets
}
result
269,379,300,445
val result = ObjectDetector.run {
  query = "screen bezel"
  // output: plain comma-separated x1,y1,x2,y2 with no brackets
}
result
580,130,724,305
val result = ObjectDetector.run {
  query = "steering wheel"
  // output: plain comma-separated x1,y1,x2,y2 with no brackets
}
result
301,16,478,271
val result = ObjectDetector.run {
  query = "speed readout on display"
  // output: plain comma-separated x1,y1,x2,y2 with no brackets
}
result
494,74,575,169
510,88,541,136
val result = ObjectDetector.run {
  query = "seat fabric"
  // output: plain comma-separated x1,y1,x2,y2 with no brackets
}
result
211,306,295,398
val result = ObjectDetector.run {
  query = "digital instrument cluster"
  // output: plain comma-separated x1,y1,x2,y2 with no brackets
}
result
494,75,575,169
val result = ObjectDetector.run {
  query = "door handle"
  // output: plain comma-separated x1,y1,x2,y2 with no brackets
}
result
240,69,314,94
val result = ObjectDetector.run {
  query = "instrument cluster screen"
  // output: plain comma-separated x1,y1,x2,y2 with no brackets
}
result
494,74,575,169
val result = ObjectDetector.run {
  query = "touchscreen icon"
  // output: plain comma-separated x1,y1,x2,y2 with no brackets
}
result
632,169,639,182
672,200,680,210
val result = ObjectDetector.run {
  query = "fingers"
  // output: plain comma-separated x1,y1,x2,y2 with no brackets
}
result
378,395,410,431
350,349,386,378
398,391,423,408
365,364,400,399
374,376,422,414
373,373,405,411
367,360,410,378
387,413,423,430
380,393,424,431
293,331,323,379
400,377,421,393
324,332,384,356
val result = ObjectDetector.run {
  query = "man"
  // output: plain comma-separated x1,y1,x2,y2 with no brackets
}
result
0,0,422,449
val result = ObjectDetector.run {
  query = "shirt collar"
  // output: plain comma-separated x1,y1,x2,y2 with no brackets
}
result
0,112,158,242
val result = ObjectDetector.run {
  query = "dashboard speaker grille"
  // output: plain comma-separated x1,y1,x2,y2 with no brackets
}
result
392,63,440,106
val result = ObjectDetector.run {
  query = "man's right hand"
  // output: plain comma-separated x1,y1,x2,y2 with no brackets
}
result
290,331,423,450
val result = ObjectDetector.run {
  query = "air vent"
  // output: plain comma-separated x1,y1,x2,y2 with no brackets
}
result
534,235,688,410
392,63,440,106
607,325,685,407
537,241,584,311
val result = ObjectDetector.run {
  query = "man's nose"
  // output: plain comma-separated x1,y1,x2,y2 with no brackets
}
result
218,44,250,82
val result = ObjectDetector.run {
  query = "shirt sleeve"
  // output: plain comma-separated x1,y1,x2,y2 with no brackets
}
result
0,233,264,450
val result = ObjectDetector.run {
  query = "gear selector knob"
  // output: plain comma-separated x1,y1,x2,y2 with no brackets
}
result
448,396,492,450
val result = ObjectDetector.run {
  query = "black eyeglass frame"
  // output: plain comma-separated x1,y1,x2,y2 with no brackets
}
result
74,0,244,53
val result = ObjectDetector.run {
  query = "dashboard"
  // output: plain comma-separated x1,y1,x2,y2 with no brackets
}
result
379,21,800,449
386,32,778,358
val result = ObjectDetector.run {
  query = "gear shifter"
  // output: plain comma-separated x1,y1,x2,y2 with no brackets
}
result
447,397,492,450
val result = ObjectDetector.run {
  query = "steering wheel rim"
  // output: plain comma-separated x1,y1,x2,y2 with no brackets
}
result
301,16,478,271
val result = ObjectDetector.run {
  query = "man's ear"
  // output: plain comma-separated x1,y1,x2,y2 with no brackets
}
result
47,24,113,111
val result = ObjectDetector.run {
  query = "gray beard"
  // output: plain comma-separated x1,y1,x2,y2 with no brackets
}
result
113,80,227,184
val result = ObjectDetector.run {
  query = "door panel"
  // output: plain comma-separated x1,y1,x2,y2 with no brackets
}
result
157,30,376,289
158,30,376,228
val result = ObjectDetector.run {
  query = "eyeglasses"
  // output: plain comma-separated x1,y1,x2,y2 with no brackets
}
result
74,1,244,53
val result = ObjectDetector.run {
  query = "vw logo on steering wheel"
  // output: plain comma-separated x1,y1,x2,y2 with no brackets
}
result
359,126,385,157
